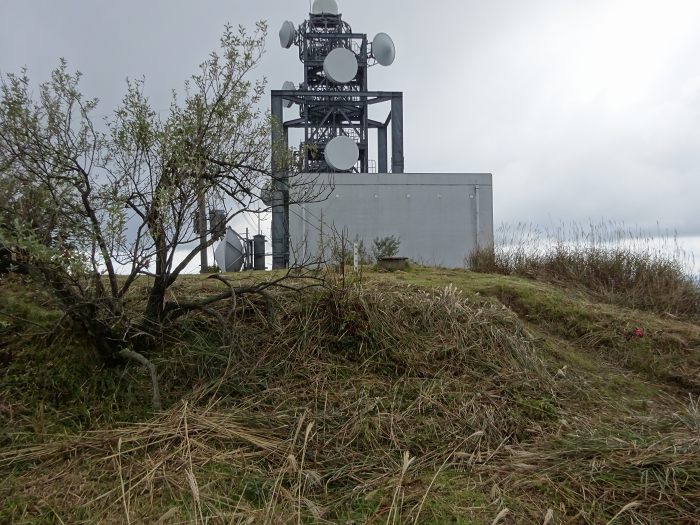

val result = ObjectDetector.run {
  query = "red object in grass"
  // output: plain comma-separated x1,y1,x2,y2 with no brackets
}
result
632,327,645,338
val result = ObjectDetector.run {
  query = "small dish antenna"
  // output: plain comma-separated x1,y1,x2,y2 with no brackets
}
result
324,135,359,171
311,0,338,15
323,47,358,84
282,81,296,108
371,33,395,66
214,227,245,272
279,21,296,48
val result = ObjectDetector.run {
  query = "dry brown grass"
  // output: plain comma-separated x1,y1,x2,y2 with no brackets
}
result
2,272,700,523
469,222,700,320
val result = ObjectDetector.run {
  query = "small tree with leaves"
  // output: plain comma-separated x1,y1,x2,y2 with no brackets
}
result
0,23,318,403
372,235,401,261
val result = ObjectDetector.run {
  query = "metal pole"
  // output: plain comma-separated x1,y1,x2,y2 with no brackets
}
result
390,94,404,173
378,125,388,173
302,204,307,262
271,94,287,269
198,192,208,273
361,37,369,173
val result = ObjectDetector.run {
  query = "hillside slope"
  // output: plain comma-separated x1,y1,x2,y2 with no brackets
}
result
1,268,699,524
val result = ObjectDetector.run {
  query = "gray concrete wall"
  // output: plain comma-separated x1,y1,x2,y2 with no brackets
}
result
289,173,493,268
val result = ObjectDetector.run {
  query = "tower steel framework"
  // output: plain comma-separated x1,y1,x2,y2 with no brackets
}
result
270,7,404,269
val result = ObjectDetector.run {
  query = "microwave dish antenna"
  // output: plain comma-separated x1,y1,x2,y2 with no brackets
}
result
214,227,245,272
324,135,359,171
279,21,296,48
323,47,358,84
281,81,296,107
311,0,338,15
372,33,396,66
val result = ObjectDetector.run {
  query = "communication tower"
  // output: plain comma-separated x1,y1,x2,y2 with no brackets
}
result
271,0,404,268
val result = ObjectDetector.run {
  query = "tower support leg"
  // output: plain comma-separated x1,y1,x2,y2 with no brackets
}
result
391,95,404,174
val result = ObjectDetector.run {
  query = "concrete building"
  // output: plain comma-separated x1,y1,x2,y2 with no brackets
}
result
289,172,493,268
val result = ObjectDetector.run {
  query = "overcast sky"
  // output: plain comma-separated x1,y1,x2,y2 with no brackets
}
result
2,0,699,246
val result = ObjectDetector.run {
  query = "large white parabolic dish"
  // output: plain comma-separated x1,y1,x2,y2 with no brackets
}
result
312,0,339,15
324,136,359,171
372,33,396,66
279,21,296,48
214,227,245,272
323,47,358,84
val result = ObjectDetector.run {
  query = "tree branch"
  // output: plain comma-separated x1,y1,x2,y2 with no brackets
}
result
162,272,324,321
117,349,162,410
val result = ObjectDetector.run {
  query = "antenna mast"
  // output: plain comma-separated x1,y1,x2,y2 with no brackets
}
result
271,0,404,268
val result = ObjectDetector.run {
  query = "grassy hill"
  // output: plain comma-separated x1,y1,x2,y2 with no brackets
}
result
1,267,699,524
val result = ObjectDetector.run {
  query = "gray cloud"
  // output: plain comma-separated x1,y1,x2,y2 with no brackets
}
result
2,0,699,238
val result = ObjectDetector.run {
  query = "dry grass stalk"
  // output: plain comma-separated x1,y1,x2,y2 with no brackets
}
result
470,221,700,319
2,275,700,523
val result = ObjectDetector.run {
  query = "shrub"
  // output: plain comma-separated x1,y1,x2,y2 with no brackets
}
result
371,235,401,261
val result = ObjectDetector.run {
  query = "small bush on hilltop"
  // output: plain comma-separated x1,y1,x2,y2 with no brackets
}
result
372,235,401,260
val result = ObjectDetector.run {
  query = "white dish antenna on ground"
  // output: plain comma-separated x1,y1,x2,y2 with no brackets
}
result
371,33,396,66
279,20,296,48
214,227,245,272
282,81,296,108
323,47,358,84
312,0,339,15
324,135,359,171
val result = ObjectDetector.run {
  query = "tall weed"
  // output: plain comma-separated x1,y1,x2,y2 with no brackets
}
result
470,221,700,318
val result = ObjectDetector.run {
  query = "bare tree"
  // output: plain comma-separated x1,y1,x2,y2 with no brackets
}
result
0,23,315,374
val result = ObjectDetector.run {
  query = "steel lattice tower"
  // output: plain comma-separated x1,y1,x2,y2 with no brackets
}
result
271,0,404,268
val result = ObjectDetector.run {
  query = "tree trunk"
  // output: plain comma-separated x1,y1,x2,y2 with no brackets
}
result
145,276,167,323
144,219,169,323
